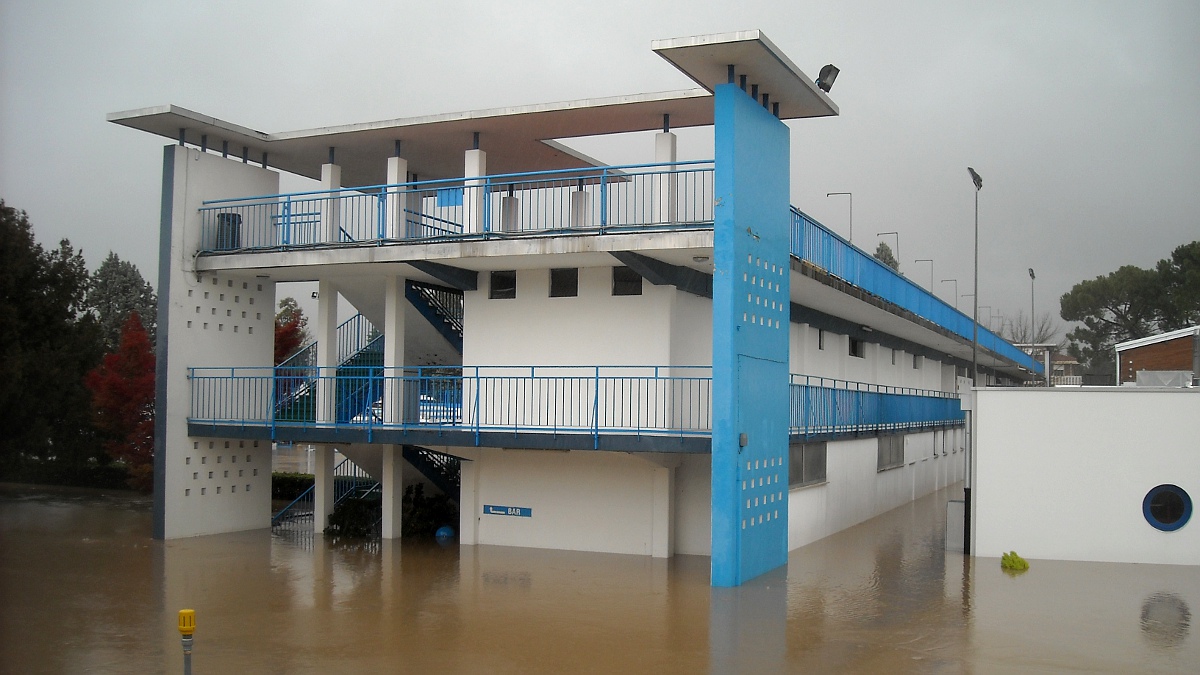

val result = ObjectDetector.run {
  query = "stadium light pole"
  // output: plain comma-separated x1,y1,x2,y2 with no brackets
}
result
914,259,934,291
968,168,983,386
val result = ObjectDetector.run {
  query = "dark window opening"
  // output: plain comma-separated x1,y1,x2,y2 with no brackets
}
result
849,337,865,358
878,433,905,471
612,266,642,296
1144,484,1192,532
489,270,516,299
913,354,922,369
818,329,826,350
550,268,578,297
789,442,827,488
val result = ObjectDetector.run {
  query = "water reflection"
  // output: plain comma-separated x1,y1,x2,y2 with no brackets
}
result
2,482,1197,673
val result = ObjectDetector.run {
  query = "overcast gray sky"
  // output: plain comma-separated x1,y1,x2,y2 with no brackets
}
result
3,0,1198,337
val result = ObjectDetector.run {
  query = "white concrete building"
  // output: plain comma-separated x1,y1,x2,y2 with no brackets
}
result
111,31,1041,586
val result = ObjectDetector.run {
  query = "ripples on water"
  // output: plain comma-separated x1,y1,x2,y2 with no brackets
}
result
1,482,1196,673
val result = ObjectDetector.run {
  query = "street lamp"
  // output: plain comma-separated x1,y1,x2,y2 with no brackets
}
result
941,279,959,309
1028,268,1036,341
914,259,934,291
968,167,982,386
877,231,900,271
826,192,852,243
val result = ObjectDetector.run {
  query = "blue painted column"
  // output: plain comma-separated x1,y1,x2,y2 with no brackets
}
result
711,82,791,587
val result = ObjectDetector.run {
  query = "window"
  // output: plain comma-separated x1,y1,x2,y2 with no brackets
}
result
789,442,827,488
550,268,578,297
489,270,516,299
913,354,922,369
818,329,826,350
612,266,642,296
878,433,905,471
891,348,898,366
1143,484,1192,532
849,337,865,358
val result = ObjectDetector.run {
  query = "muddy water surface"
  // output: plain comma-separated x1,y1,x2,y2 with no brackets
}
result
1,482,1196,673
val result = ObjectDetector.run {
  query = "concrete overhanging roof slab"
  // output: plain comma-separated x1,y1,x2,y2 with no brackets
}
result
652,30,839,119
107,89,715,188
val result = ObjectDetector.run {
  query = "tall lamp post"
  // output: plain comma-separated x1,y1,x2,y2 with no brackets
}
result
915,259,934,291
965,167,983,558
877,231,900,270
827,192,852,243
1028,268,1036,341
941,279,958,309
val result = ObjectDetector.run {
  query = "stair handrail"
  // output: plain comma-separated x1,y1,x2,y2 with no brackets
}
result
408,281,464,335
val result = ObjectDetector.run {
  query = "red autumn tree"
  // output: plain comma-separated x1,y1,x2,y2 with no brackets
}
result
274,296,309,365
85,312,155,491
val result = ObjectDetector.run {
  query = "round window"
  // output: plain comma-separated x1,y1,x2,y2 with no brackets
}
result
1143,484,1192,532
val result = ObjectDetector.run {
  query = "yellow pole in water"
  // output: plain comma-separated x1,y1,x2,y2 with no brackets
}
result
178,609,195,675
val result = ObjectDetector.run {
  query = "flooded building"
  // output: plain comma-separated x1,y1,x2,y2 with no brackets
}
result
110,30,1041,586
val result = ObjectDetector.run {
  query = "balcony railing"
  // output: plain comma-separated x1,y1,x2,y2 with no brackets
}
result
188,366,963,445
198,161,714,253
789,375,964,440
789,208,1043,375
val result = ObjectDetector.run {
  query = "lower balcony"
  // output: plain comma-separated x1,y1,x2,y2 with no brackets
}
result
187,366,964,452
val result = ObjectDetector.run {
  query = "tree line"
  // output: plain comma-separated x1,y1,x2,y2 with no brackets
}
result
1,200,310,492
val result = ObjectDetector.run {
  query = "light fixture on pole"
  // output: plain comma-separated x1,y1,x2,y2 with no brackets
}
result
815,64,840,93
826,192,852,243
1028,268,1036,341
915,259,934,291
941,278,959,309
877,231,900,271
968,167,982,386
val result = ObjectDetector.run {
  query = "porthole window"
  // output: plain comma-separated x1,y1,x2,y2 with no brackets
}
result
1143,484,1192,532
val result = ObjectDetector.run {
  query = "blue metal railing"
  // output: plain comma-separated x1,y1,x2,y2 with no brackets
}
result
789,375,964,440
789,207,1043,374
191,365,964,444
198,161,714,253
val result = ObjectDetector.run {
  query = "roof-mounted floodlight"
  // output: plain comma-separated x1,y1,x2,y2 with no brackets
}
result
816,64,839,92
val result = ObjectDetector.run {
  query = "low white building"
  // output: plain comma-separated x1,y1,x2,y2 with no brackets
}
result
112,30,1041,586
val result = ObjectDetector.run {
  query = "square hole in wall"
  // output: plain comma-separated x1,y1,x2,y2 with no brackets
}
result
188,290,193,297
242,282,248,290
200,487,206,495
187,321,192,328
489,270,516,299
253,468,258,476
238,469,243,477
246,484,251,491
185,489,190,496
185,456,191,464
223,470,228,478
208,471,213,479
612,266,642,296
550,268,578,297
248,327,253,334
219,294,224,301
234,296,240,303
227,280,233,287
192,472,198,480
204,291,209,299
201,457,206,464
216,487,221,494
257,284,262,292
818,329,826,350
211,308,216,315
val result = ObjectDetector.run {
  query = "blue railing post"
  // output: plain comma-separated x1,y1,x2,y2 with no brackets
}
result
599,168,608,229
592,366,600,449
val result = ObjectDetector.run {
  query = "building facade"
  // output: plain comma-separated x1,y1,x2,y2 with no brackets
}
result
1115,325,1200,386
112,31,1041,586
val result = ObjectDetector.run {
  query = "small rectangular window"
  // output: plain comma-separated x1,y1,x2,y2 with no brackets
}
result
913,354,922,369
849,337,865,358
891,349,897,366
549,268,578,297
878,433,905,471
489,270,516,299
789,442,827,488
818,329,826,350
612,266,642,296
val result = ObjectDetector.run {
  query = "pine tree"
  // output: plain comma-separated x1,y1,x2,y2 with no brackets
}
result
87,251,156,351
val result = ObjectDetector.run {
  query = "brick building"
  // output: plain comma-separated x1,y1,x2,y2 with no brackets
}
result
1114,325,1200,385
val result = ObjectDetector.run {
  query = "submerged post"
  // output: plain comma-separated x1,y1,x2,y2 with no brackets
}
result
178,609,195,675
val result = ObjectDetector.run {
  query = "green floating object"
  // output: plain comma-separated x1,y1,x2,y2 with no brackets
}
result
1001,551,1029,571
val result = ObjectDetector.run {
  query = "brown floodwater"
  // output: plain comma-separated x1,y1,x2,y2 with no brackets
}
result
1,481,1196,673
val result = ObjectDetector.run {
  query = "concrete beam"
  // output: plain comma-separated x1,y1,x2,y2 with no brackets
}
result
609,250,712,298
406,260,478,292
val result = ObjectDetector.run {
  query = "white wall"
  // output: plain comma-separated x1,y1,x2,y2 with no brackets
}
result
974,388,1200,565
160,147,279,538
788,322,954,392
788,429,965,551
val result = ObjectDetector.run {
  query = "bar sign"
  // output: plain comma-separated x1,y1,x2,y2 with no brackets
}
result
484,504,532,518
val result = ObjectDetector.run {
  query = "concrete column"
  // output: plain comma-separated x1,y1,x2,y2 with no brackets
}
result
651,465,675,558
652,132,678,224
382,276,407,424
320,163,342,243
313,444,335,533
569,190,591,229
314,280,338,424
464,149,487,234
381,444,404,539
458,451,480,545
385,157,408,240
500,194,520,232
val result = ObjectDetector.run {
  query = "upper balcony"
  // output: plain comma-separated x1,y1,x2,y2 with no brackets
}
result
198,161,714,253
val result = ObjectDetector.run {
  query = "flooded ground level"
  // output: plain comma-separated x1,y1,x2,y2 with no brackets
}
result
1,481,1196,673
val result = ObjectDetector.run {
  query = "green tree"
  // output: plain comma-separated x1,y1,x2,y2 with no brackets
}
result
1059,265,1160,373
873,242,900,271
87,252,156,351
0,200,104,474
1155,241,1200,330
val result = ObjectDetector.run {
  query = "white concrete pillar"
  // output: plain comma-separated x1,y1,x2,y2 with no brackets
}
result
382,444,404,539
314,280,338,425
313,444,336,533
382,276,407,424
651,465,675,558
569,190,591,229
652,132,678,224
320,163,342,243
500,194,520,232
464,148,487,234
458,451,480,545
385,156,408,240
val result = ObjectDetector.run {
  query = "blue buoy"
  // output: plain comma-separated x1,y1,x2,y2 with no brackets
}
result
435,525,455,540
